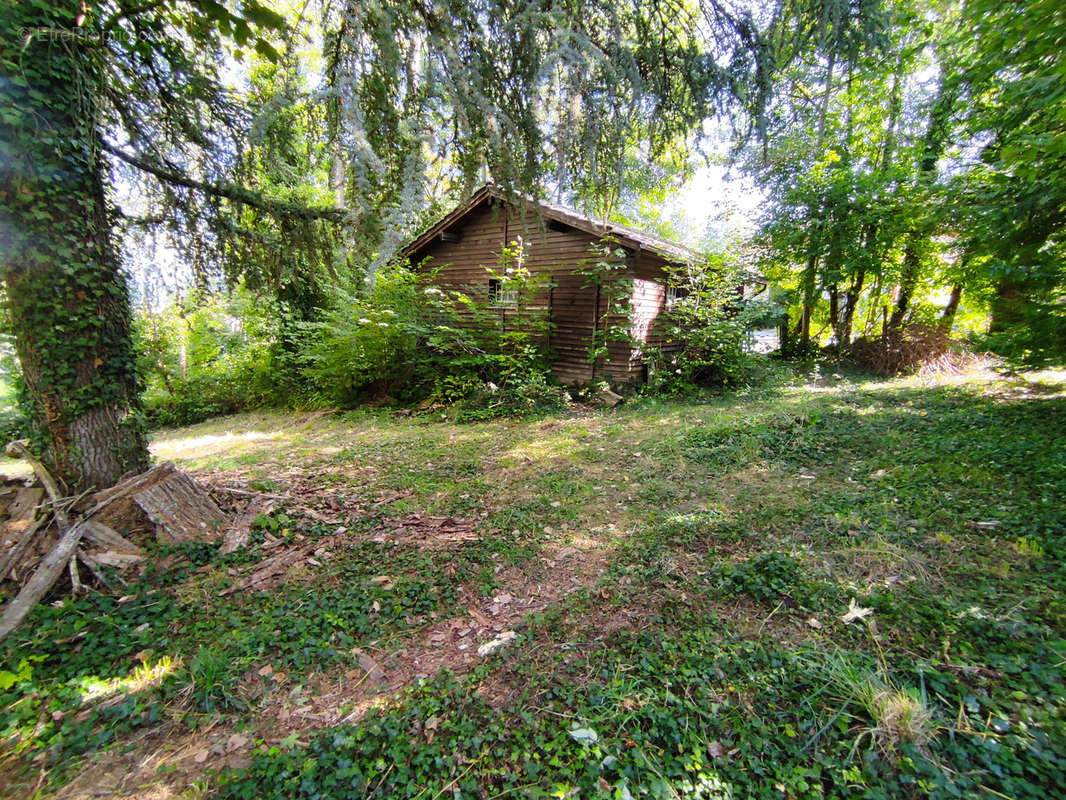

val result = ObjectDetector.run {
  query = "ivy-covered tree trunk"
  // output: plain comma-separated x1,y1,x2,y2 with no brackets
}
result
989,276,1032,334
1,6,149,490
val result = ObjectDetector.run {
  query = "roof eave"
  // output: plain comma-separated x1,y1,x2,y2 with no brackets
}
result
399,183,701,265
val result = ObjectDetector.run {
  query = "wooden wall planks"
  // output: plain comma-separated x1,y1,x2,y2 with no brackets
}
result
410,199,682,386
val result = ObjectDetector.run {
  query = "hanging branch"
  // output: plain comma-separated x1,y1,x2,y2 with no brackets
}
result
103,143,348,222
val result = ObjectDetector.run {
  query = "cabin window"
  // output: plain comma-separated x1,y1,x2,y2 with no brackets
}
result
488,278,518,308
665,285,687,309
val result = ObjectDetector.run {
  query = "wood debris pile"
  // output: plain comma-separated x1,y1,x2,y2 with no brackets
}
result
370,513,480,549
214,509,480,597
0,454,226,640
218,534,345,597
1,446,486,640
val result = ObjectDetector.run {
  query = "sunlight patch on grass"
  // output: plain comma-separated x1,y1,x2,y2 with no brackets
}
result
566,531,616,551
78,656,181,704
152,430,282,462
503,435,581,463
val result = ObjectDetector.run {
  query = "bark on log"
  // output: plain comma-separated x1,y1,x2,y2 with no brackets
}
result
90,463,178,539
597,386,624,407
0,515,47,582
0,488,45,579
80,520,143,555
92,462,225,543
134,468,226,543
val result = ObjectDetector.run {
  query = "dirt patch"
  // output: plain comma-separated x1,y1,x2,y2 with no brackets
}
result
254,538,614,730
49,532,613,800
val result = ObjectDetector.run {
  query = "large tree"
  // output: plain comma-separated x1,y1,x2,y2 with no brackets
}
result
955,0,1066,361
751,0,972,352
0,0,316,490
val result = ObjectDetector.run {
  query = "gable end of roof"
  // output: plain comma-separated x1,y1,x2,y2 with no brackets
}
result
399,185,700,265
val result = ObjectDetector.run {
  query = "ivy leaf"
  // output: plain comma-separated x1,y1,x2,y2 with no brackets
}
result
568,726,599,745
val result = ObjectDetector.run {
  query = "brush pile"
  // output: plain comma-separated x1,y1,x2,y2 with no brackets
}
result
849,324,984,376
0,448,227,640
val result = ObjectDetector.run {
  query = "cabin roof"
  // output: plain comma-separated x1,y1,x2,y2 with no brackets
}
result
399,184,701,265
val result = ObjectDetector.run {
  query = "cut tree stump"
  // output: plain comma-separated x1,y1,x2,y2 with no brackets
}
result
92,462,226,544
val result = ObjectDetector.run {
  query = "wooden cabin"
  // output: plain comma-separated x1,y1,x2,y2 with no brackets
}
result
399,185,700,385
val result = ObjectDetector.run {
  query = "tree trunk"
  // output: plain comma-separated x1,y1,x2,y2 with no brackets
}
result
989,276,1030,334
828,284,840,342
940,284,963,330
797,249,819,354
888,73,961,333
0,6,149,491
889,238,922,330
839,268,866,346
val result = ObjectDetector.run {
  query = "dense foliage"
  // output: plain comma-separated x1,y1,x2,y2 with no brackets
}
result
5,0,1066,797
751,0,1066,366
301,253,566,419
647,248,783,393
134,287,286,426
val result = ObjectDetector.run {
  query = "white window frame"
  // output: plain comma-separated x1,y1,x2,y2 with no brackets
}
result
488,278,519,309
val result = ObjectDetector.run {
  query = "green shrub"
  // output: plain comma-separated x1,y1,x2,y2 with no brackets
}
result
135,247,568,423
303,247,567,418
645,250,779,394
300,266,425,405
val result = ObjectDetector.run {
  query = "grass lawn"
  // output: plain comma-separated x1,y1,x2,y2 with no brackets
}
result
2,366,1065,799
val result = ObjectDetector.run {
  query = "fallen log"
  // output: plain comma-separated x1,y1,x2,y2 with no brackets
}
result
218,542,315,596
80,520,143,555
213,485,289,501
0,518,88,639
